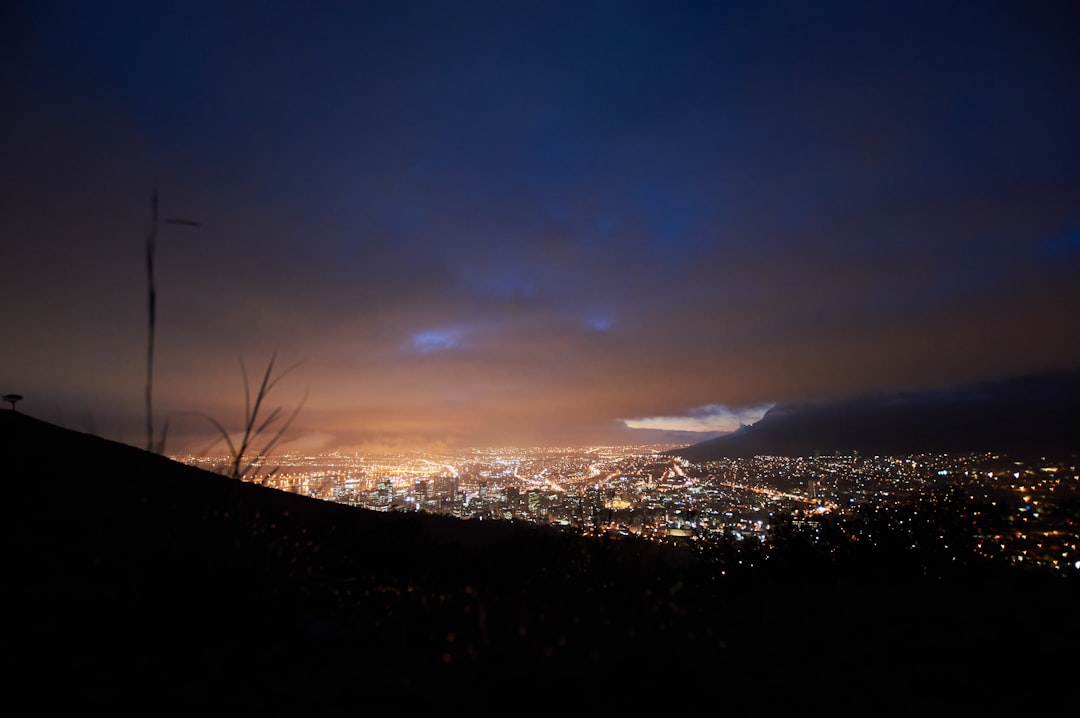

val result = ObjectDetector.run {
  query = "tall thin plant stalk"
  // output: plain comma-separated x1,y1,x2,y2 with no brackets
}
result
144,188,200,454
145,190,159,452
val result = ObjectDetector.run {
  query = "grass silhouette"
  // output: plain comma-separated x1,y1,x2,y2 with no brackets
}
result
195,353,306,480
142,189,302,474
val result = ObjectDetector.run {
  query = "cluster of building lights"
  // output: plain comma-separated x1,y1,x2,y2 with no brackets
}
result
178,447,1079,573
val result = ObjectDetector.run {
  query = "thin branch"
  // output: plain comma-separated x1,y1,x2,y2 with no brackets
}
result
143,189,200,455
196,354,306,480
243,389,308,479
153,416,170,456
193,412,241,463
145,189,158,452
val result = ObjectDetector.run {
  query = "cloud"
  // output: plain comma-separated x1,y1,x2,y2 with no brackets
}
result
409,328,467,355
622,404,774,434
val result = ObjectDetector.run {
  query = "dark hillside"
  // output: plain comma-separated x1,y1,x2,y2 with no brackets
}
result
4,411,1076,713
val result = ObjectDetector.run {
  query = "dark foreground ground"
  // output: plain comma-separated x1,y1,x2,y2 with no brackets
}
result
4,411,1077,714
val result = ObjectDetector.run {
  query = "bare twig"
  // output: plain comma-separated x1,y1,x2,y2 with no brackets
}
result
198,354,306,480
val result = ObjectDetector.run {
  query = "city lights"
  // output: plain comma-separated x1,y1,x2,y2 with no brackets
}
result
177,446,1080,572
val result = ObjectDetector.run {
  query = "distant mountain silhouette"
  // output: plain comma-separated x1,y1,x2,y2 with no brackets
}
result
669,370,1080,461
4,409,1076,711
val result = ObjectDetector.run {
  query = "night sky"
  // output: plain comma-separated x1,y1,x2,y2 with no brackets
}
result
3,1,1079,454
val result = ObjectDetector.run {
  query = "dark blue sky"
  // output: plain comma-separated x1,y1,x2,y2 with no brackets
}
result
3,1,1079,452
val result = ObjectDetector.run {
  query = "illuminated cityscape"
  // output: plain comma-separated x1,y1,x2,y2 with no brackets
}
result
178,446,1080,575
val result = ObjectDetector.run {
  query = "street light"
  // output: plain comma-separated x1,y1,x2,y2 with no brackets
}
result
145,188,201,453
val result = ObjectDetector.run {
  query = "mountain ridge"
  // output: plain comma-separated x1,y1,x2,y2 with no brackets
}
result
668,370,1080,462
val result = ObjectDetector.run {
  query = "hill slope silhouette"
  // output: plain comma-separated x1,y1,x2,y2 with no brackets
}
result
5,410,1076,712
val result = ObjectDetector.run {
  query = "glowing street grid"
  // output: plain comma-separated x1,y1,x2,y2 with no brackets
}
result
177,447,1080,574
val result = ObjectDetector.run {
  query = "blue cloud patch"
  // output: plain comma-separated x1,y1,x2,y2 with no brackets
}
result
410,328,465,354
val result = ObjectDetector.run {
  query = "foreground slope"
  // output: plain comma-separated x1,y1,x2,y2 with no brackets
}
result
4,411,1076,712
